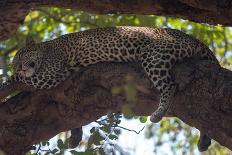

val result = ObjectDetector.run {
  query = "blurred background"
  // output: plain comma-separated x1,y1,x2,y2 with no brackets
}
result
0,7,231,155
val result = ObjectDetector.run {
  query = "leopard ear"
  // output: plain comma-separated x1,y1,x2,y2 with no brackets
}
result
26,36,36,46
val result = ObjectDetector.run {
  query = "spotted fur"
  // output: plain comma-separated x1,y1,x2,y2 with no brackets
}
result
7,26,219,122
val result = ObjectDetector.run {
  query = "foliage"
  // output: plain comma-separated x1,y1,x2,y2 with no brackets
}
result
0,7,231,155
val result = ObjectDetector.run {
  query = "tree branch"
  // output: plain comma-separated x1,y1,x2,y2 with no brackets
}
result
0,0,232,41
0,60,231,154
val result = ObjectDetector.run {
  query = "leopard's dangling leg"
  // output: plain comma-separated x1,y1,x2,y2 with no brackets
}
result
197,132,211,152
150,82,176,123
137,45,177,123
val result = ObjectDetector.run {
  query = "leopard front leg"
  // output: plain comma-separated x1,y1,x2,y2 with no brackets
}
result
150,82,176,122
138,47,177,123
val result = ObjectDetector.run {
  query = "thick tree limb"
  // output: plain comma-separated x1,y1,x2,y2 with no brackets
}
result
0,60,231,154
0,0,232,41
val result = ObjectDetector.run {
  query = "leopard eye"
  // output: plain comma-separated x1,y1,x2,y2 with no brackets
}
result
29,62,35,68
17,64,22,71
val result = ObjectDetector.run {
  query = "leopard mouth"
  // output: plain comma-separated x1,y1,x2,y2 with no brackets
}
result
19,68,35,77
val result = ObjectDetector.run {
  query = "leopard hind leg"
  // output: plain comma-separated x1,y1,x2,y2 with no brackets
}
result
197,132,211,152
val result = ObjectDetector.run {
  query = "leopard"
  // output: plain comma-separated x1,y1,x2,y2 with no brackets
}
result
1,26,219,151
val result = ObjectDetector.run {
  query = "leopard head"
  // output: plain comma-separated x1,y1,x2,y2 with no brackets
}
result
12,37,43,78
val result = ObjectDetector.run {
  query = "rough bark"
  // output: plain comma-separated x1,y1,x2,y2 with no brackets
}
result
0,60,231,154
0,0,232,41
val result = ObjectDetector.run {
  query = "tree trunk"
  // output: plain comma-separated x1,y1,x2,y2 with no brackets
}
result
0,60,231,154
0,0,232,41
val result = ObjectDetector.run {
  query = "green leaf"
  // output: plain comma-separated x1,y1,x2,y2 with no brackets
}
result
70,150,89,155
98,147,106,155
114,129,121,135
109,134,118,140
139,116,148,123
52,148,59,154
90,127,95,133
57,139,65,149
93,132,104,145
41,141,47,146
70,150,79,154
